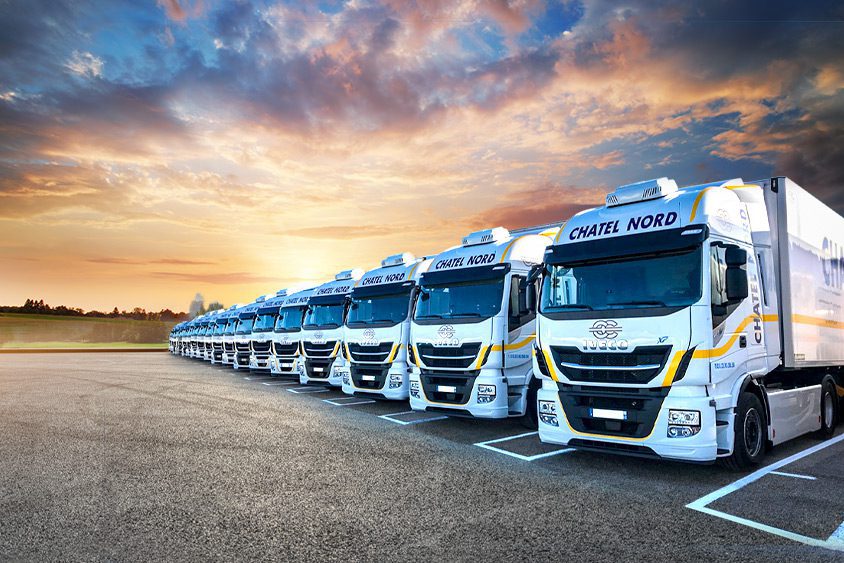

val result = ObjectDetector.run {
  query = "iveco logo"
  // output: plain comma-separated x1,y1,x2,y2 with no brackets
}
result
362,328,376,339
315,331,324,340
588,320,622,339
437,325,456,339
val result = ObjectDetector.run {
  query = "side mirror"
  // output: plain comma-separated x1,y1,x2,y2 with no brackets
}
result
725,246,749,302
526,264,543,284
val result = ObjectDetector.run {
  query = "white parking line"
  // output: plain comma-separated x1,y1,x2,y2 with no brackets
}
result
474,431,574,462
830,521,844,545
261,381,298,386
770,470,817,480
323,397,377,406
379,411,449,425
287,386,330,394
687,432,844,552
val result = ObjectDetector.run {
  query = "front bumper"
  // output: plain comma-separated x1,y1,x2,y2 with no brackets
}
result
300,357,343,387
341,361,409,400
409,367,509,419
536,382,717,462
249,352,272,372
270,355,300,377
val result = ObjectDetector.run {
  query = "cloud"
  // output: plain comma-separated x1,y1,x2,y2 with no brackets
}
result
157,0,205,22
468,183,604,230
86,257,216,266
152,271,279,284
64,51,104,78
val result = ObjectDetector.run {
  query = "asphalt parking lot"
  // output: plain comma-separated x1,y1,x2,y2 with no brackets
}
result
1,353,842,562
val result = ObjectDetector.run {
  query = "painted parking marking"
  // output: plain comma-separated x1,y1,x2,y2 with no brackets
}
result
379,410,449,426
474,431,574,462
261,381,299,386
770,470,817,480
287,386,330,394
323,397,377,406
687,433,844,552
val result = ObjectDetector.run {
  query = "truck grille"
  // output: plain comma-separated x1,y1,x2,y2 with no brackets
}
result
273,342,298,356
419,369,479,405
303,341,337,358
252,341,271,353
556,383,670,438
549,346,671,384
305,357,336,379
416,343,482,369
236,342,251,353
348,342,393,363
350,364,389,390
224,342,234,352
213,342,223,351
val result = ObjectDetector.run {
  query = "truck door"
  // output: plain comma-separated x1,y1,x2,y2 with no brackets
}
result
709,242,759,382
504,274,536,377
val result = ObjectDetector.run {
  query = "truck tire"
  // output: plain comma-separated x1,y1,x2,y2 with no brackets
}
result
722,392,767,471
815,378,839,439
520,377,540,429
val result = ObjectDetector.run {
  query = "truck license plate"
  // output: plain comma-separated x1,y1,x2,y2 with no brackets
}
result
437,385,457,393
362,375,375,381
314,367,323,373
590,408,627,421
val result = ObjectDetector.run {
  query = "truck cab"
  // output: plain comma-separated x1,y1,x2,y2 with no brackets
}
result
169,323,181,354
201,311,219,361
535,177,843,468
234,297,267,370
221,307,244,366
341,253,432,400
210,306,235,364
299,269,363,387
270,287,314,378
249,291,287,373
408,225,559,421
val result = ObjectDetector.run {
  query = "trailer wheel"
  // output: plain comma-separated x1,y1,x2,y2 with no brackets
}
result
520,377,540,429
722,392,767,471
815,379,839,439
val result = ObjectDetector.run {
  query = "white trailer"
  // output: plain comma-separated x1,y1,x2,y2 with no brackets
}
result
408,225,560,423
341,253,432,400
535,176,843,468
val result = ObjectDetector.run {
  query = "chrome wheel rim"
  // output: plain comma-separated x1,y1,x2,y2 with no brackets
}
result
743,407,763,457
823,391,834,428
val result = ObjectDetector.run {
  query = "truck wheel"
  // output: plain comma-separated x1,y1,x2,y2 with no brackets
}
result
815,379,839,439
722,392,767,471
520,377,540,429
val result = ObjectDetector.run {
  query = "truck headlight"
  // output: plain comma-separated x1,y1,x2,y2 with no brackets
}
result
539,400,556,415
343,372,350,385
477,384,496,403
668,409,700,426
389,373,403,389
410,380,420,398
667,409,701,438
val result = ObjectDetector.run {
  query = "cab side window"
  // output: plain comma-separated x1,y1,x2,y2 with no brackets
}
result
509,275,536,332
710,245,739,328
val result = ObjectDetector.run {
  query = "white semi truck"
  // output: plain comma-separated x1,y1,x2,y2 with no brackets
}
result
534,176,843,468
299,269,364,387
249,291,287,373
233,297,267,371
341,253,432,400
270,286,315,378
408,225,560,422
221,306,245,366
201,310,220,361
211,306,239,365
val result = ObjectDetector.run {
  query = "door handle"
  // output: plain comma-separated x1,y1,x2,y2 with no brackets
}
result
739,335,747,348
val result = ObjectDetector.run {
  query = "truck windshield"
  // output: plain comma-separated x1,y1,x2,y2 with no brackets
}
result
414,277,504,322
303,303,345,329
541,248,703,314
213,321,226,336
347,291,411,328
223,319,238,335
275,306,305,332
235,318,254,335
253,313,275,333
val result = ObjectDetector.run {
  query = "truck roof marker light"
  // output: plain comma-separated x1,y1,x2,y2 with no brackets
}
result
681,227,705,236
462,227,510,247
606,177,678,207
381,252,415,268
492,264,507,270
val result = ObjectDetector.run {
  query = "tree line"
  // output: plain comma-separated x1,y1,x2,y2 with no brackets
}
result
1,299,191,321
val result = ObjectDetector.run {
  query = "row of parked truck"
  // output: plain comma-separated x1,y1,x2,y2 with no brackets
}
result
170,176,844,469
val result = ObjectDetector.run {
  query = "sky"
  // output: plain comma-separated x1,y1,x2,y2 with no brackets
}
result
1,0,843,312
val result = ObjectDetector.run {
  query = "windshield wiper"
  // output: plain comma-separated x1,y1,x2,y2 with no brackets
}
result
608,300,667,308
554,304,593,310
418,314,444,319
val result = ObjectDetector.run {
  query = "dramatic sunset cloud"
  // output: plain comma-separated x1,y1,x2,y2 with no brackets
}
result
1,0,842,311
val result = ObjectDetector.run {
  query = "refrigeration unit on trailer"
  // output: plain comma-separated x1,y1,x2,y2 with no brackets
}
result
211,306,238,365
299,269,364,387
534,176,844,468
341,253,432,400
270,286,315,378
233,296,267,370
249,291,288,373
408,224,560,423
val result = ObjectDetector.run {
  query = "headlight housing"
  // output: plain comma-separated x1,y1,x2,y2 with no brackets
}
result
667,409,701,438
477,384,496,403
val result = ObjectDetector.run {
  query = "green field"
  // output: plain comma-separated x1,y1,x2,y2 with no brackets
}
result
0,313,175,350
